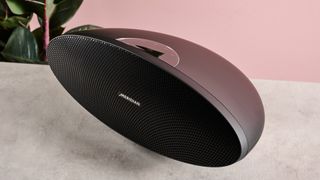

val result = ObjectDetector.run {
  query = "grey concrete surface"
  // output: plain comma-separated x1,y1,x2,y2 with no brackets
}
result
0,62,319,180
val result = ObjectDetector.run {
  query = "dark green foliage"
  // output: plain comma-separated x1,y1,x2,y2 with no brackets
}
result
1,26,40,63
65,24,102,34
0,0,101,63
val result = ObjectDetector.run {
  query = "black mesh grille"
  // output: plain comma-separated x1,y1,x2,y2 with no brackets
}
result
48,35,241,167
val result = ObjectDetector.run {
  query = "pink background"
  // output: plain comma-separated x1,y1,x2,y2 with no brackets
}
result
32,0,320,82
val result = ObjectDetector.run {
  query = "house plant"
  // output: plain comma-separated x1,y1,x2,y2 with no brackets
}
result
0,0,100,64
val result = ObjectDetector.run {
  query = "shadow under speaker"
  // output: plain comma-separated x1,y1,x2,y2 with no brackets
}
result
47,28,264,167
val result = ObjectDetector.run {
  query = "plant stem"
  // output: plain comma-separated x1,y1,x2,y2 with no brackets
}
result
43,0,49,61
4,0,8,18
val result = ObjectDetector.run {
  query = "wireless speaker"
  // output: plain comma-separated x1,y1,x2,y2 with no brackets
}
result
47,28,264,167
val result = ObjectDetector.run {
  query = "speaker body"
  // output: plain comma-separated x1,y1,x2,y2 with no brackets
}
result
47,28,264,167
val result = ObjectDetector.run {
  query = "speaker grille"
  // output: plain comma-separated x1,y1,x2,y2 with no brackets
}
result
48,35,241,167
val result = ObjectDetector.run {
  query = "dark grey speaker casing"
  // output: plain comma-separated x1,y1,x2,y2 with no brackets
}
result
47,28,264,167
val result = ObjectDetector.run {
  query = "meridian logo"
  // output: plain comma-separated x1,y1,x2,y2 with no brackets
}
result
118,93,141,107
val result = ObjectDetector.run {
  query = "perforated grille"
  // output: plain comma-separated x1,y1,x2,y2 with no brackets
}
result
48,35,241,167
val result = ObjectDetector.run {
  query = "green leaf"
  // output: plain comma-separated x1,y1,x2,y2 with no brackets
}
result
32,25,64,43
6,0,26,15
26,0,45,18
0,28,12,44
0,1,6,18
37,15,43,25
1,27,40,63
6,0,44,18
35,0,59,21
50,26,64,38
32,25,64,58
46,0,56,18
32,27,43,51
65,24,102,34
33,0,55,25
0,55,5,61
0,15,32,29
0,40,5,48
49,0,83,28
53,0,63,3
32,27,45,60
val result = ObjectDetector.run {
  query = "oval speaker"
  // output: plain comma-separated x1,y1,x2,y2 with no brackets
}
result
47,28,264,167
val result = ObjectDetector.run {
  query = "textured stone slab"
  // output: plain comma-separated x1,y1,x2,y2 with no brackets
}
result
0,62,319,180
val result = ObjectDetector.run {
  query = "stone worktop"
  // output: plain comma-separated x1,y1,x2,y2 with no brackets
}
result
0,62,319,180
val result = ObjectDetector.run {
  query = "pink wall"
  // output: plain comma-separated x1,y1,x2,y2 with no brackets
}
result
35,0,320,82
